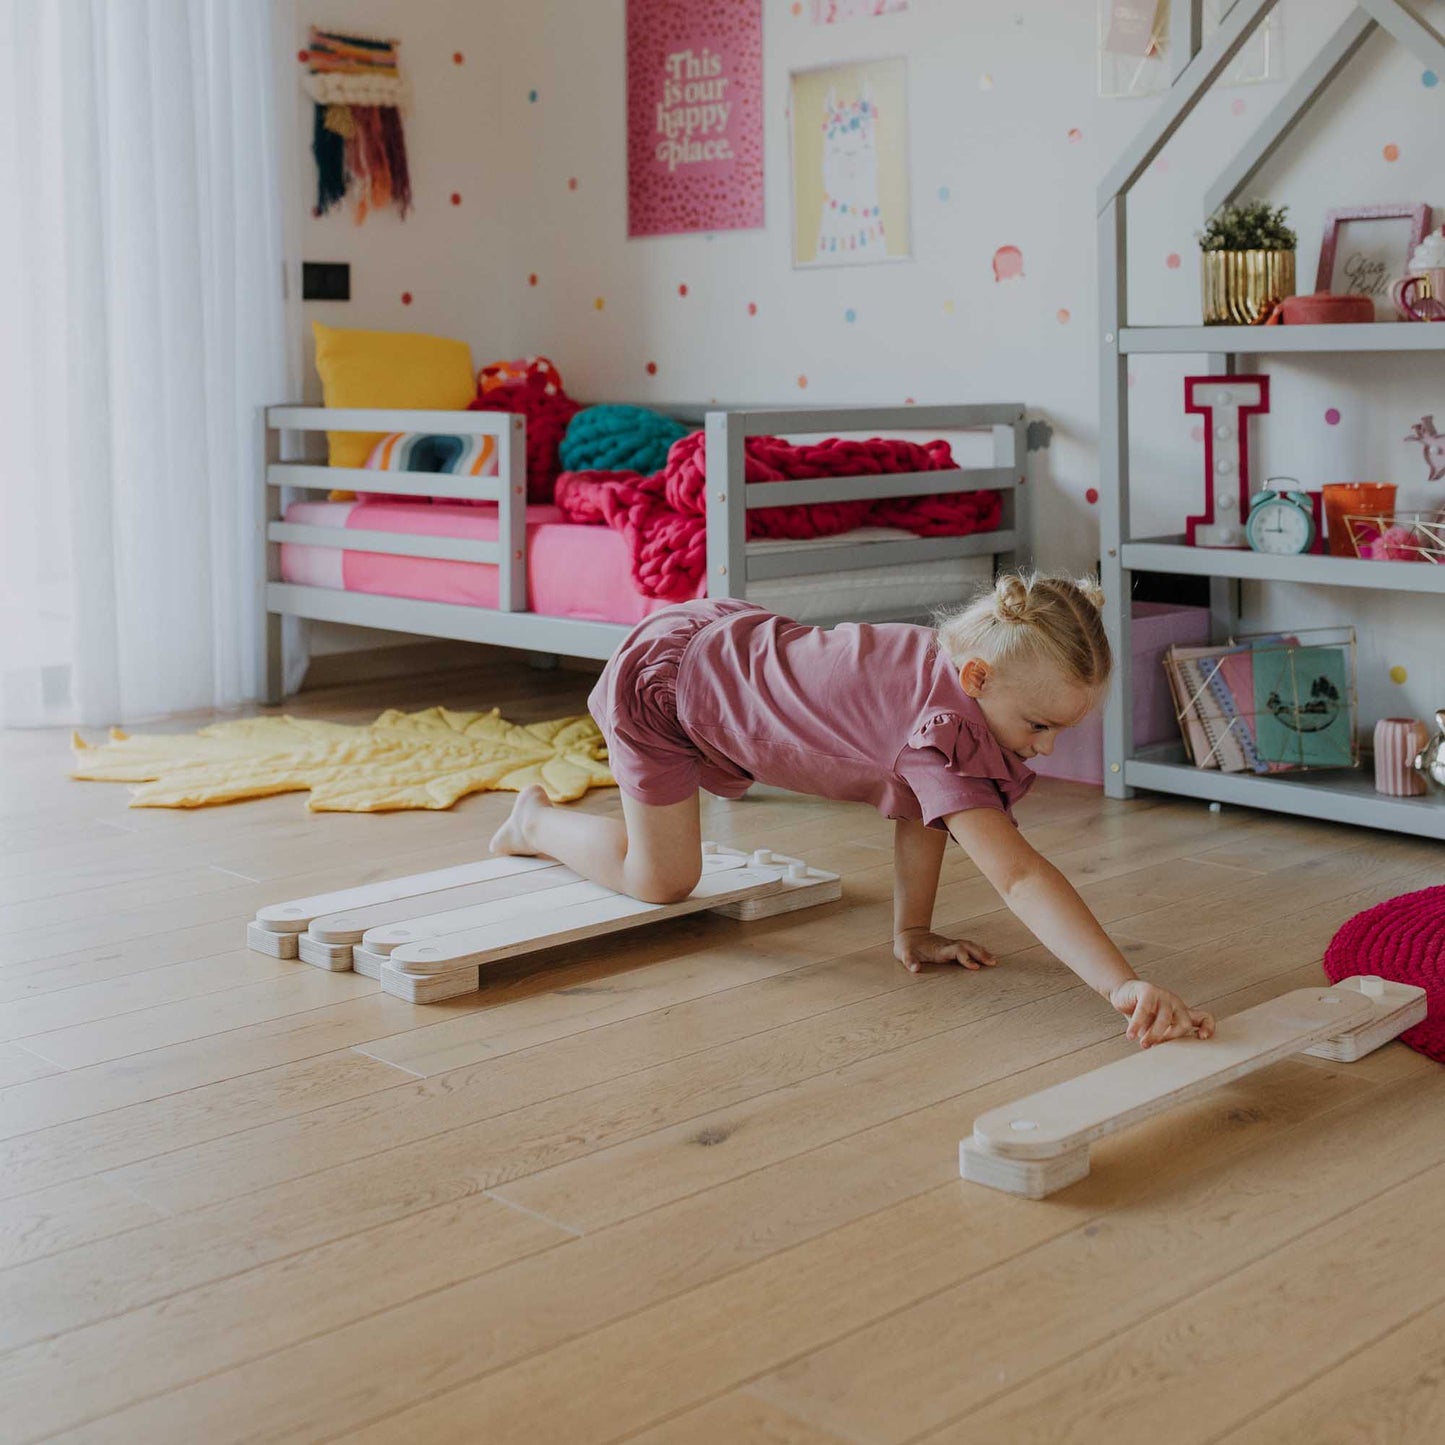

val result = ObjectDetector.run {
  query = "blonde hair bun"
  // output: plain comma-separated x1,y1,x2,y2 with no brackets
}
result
936,569,1112,689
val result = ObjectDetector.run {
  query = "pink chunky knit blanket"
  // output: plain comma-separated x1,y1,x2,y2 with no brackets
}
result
553,432,1003,601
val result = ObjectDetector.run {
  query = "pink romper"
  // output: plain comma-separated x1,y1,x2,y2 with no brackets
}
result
588,599,1036,828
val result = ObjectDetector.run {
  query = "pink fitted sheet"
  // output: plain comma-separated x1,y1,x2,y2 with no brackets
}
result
279,500,686,624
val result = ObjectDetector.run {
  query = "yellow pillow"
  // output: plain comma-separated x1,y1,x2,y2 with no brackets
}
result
312,321,476,471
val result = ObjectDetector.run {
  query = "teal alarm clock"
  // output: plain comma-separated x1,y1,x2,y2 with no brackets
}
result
1245,480,1315,555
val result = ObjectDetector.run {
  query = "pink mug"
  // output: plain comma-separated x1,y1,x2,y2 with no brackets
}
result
1391,267,1445,322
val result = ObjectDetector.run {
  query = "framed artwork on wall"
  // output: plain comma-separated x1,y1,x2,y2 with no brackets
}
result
1315,204,1432,320
626,0,764,238
789,57,911,268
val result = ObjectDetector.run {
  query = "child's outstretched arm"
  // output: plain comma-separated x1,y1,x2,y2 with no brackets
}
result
892,816,998,973
944,807,1215,1049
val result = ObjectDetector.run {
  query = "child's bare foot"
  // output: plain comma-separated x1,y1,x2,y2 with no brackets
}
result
489,784,551,857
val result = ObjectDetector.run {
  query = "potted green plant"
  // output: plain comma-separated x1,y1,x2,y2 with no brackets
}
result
1198,200,1297,325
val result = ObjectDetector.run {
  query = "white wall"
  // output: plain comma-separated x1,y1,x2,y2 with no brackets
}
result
290,0,1444,726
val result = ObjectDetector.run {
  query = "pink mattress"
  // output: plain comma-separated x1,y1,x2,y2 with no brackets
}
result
279,499,997,625
281,500,681,625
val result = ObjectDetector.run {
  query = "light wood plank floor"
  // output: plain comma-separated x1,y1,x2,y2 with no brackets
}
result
2,654,1442,1444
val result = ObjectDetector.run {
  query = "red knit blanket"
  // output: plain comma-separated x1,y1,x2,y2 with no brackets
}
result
554,432,1002,601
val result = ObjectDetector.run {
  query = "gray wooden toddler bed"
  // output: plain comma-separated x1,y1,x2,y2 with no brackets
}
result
260,401,1029,704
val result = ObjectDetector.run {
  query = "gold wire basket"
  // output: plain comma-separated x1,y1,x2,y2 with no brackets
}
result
1345,512,1445,564
1165,627,1359,775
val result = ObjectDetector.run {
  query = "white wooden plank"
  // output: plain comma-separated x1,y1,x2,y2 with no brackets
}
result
252,857,560,934
388,865,785,976
970,987,1380,1163
961,978,1427,1197
308,868,584,944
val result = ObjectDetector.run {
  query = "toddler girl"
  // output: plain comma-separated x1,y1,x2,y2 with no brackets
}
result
491,572,1215,1050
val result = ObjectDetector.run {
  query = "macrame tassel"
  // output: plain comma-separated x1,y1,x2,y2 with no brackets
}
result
312,104,348,215
378,107,412,217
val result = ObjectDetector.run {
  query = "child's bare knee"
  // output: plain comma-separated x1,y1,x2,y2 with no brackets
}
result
627,858,701,905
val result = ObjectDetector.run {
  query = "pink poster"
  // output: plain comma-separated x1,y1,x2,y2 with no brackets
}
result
627,0,763,238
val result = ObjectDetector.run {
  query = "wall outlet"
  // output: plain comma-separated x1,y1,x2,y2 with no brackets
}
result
302,262,351,302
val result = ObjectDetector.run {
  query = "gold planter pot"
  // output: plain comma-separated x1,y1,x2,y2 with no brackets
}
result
1201,248,1296,325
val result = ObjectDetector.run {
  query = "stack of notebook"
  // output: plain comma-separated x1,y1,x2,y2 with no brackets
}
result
1164,636,1354,773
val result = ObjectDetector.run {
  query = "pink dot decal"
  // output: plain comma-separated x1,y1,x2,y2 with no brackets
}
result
1325,407,1341,425
992,245,1024,283
453,51,465,65
528,273,538,287
450,193,461,206
1067,128,1082,144
646,361,658,376
1383,143,1400,162
678,284,688,297
747,301,758,316
797,374,809,389
1166,252,1181,270
568,177,579,191
1056,308,1071,324
401,292,413,306
1085,487,1099,505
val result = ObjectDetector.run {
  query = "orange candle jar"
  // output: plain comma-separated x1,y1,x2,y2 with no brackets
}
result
1322,482,1397,557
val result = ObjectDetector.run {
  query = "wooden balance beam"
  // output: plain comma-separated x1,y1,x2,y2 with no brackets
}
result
960,976,1428,1200
247,844,841,1003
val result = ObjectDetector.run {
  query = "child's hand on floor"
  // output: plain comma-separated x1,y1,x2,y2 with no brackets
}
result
1110,979,1216,1049
894,928,998,974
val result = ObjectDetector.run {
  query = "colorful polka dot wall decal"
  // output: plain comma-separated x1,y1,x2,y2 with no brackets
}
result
528,89,538,102
845,308,857,323
1085,487,1099,505
1067,128,1082,144
1424,71,1439,88
792,0,802,12
1230,97,1247,116
594,297,605,311
678,283,688,297
528,273,538,287
992,245,1024,282
1325,407,1341,425
938,185,951,202
942,299,956,315
453,52,464,65
1390,664,1408,685
1056,309,1071,324
568,177,579,191
905,397,916,406
646,361,658,376
401,292,413,306
979,73,993,90
747,301,758,316
797,375,809,389
1166,252,1181,270
450,193,461,206
297,50,310,64
1383,143,1400,162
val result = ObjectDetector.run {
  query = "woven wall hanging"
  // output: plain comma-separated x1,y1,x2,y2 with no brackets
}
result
304,27,412,224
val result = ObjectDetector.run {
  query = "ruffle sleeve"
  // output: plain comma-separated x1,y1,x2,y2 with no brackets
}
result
894,710,1034,830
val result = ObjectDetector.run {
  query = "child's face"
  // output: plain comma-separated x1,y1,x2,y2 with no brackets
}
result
960,656,1097,760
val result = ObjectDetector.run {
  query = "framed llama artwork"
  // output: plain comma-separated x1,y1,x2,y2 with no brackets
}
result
789,57,912,268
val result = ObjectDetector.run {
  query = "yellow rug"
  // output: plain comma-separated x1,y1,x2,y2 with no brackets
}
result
70,707,615,812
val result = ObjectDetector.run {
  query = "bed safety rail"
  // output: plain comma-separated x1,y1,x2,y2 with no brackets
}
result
698,403,1026,596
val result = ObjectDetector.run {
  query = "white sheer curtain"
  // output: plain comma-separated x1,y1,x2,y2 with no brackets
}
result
0,0,299,728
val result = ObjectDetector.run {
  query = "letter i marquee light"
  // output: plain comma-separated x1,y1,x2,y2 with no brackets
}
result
1184,374,1270,548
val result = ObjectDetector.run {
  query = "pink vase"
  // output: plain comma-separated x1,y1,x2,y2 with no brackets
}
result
1374,717,1430,796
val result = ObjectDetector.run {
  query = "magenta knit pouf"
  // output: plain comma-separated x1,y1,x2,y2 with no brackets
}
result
1323,885,1445,1063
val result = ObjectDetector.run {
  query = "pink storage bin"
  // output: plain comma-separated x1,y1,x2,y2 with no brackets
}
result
1030,602,1212,786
